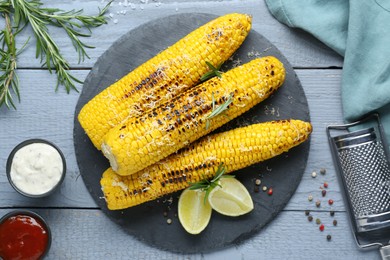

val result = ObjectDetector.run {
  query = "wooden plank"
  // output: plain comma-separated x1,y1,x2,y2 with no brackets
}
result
0,208,380,259
8,0,342,69
0,69,344,210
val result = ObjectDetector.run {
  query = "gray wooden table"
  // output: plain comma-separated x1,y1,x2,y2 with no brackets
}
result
0,0,382,259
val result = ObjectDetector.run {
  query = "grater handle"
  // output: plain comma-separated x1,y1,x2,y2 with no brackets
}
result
380,245,390,260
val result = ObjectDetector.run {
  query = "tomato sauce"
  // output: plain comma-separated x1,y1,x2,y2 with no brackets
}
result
0,214,49,260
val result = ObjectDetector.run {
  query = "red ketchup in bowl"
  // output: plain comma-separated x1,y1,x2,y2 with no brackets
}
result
0,213,50,260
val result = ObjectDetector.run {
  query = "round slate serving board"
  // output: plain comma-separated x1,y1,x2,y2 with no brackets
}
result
73,13,311,253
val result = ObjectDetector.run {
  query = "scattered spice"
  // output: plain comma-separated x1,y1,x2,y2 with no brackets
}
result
304,168,337,240
262,186,268,192
163,211,168,217
255,179,261,186
267,187,273,196
254,186,260,193
319,224,325,232
167,218,172,225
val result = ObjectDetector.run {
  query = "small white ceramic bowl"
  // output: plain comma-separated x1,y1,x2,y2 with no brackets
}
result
6,139,66,198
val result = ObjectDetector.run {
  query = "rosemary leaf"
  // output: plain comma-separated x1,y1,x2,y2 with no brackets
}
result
200,61,222,81
189,163,234,204
205,92,233,129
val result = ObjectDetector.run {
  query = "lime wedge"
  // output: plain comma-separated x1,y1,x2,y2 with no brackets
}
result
178,188,212,235
208,177,254,216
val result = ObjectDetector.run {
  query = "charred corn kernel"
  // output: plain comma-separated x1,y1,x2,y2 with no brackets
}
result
100,119,312,210
102,56,286,176
78,13,252,149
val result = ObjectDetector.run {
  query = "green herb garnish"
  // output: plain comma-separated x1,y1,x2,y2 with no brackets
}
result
0,0,112,109
205,92,233,129
200,61,222,81
189,163,234,204
0,11,26,109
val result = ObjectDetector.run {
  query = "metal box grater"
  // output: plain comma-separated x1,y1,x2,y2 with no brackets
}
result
327,114,390,259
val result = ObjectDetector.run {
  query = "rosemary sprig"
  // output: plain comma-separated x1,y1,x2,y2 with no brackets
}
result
0,0,112,109
12,0,111,91
0,11,27,108
200,61,222,81
31,1,111,63
205,92,233,129
189,163,234,204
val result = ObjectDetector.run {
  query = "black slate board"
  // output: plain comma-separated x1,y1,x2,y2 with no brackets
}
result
73,13,311,253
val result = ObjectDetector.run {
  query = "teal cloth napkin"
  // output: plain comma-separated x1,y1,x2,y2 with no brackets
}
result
265,0,390,143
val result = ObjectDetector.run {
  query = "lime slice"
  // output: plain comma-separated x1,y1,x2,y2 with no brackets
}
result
208,177,254,216
178,188,212,234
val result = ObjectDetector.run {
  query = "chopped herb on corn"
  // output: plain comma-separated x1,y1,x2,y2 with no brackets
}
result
101,56,286,176
78,13,252,149
100,119,312,210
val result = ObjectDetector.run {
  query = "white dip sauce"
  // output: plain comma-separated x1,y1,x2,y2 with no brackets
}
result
10,142,63,195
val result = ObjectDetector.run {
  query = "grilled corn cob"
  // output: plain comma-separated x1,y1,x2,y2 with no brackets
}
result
102,56,285,176
101,119,312,210
78,13,252,149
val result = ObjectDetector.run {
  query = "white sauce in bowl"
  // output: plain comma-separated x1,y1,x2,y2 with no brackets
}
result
10,142,64,195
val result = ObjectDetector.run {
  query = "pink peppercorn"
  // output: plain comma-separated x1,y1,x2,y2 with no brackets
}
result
319,224,325,232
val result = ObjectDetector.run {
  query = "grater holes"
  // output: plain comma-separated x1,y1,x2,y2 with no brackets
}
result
339,142,390,218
